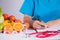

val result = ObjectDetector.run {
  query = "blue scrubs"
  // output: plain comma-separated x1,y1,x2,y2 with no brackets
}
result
20,0,60,23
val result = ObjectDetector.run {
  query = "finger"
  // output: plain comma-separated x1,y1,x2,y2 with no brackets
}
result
36,27,45,30
33,23,39,29
35,21,46,28
33,21,44,28
33,23,45,29
36,21,45,25
33,21,46,29
35,25,45,29
36,23,45,29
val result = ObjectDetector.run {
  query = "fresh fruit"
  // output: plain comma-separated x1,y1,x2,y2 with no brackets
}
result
12,31,17,34
11,21,15,26
0,8,4,24
14,19,22,23
0,16,4,24
3,20,14,26
3,20,15,34
24,22,30,29
5,31,10,34
0,24,4,31
13,23,24,32
4,24,13,33
3,20,11,26
3,13,8,20
9,15,15,21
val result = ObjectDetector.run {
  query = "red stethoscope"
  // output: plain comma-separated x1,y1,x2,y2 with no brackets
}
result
28,30,59,38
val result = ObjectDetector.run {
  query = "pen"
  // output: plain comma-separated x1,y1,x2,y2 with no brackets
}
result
34,28,38,32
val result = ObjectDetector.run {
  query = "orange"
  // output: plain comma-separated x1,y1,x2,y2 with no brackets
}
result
13,23,24,32
4,24,13,33
24,22,30,29
11,21,15,26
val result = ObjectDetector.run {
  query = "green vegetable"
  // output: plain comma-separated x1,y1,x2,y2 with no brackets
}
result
0,8,2,17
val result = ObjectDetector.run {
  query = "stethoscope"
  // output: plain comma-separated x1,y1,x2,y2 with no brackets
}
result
28,30,59,38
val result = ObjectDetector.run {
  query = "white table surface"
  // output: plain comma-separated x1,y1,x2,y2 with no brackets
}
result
0,26,60,40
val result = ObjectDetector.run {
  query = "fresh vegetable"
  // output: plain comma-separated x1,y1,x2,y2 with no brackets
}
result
0,8,2,16
3,13,8,20
14,19,22,23
9,15,16,21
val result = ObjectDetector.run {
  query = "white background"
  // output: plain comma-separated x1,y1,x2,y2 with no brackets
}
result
0,0,24,21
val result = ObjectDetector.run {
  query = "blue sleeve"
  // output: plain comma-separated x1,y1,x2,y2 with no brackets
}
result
20,0,34,17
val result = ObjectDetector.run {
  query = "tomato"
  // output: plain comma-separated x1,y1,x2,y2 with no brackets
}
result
9,15,15,21
3,13,8,20
14,19,22,23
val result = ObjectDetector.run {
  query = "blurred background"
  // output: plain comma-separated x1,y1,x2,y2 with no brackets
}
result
0,0,24,21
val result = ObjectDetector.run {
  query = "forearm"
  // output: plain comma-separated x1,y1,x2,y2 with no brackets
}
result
24,15,34,27
24,15,46,29
46,19,60,27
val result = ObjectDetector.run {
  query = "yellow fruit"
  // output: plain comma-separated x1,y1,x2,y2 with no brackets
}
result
3,20,15,26
4,24,13,33
24,22,30,29
3,20,10,26
13,23,24,32
0,16,4,24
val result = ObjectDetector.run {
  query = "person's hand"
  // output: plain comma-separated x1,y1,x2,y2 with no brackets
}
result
33,20,47,29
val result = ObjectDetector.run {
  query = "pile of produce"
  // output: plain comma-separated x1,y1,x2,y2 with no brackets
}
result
0,8,30,34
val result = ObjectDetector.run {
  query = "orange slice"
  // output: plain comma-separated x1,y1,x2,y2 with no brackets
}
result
13,23,24,32
4,24,13,33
